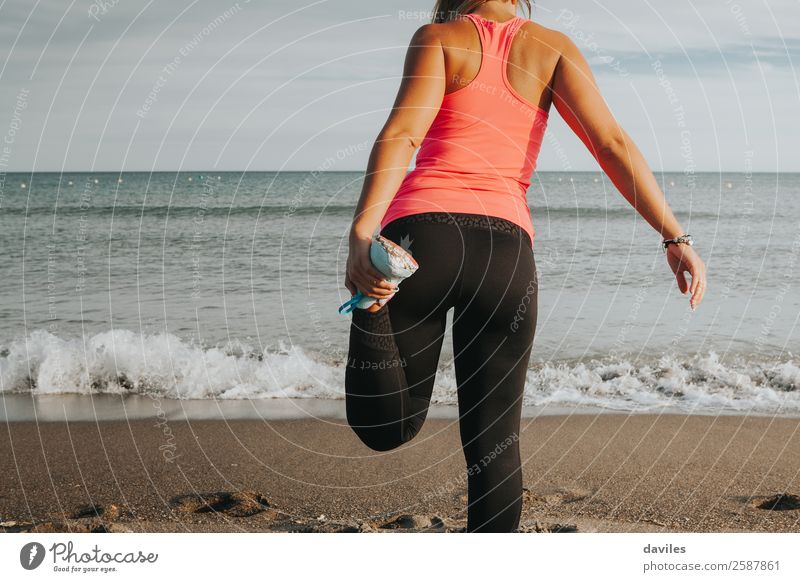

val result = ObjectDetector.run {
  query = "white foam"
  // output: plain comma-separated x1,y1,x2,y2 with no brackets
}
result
0,329,342,400
1,330,798,415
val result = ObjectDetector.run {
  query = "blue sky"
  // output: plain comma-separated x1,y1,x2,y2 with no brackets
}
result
0,0,797,172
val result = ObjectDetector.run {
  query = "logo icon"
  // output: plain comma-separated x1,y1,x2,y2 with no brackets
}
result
20,542,46,570
400,233,414,254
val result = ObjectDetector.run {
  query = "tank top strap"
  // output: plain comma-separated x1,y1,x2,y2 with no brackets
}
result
501,17,527,63
463,13,525,84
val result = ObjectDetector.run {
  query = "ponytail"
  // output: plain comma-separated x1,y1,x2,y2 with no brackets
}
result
430,0,532,24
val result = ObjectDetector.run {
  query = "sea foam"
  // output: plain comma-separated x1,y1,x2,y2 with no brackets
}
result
1,329,798,415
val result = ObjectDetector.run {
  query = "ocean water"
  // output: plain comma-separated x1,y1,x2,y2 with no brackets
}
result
1,171,798,415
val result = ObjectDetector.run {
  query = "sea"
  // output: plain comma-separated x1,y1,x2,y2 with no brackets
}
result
1,171,798,418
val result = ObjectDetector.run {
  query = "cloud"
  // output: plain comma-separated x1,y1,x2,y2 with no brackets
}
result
589,36,800,76
0,0,797,171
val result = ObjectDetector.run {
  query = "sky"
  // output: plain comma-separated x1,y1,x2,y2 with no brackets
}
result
0,0,797,172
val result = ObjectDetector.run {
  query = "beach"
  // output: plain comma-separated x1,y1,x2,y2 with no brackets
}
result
2,171,799,534
2,411,799,533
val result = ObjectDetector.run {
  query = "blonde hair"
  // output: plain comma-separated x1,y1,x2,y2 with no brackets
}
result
431,0,532,24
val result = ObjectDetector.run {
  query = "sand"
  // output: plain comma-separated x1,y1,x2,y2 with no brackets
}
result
1,413,799,533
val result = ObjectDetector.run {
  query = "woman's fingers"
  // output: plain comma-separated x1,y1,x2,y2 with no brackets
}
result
347,268,392,298
686,254,707,309
675,268,689,294
364,265,394,289
345,239,398,299
355,261,397,292
344,275,356,295
688,270,698,308
352,270,396,298
689,263,700,296
690,269,706,309
692,284,703,308
666,245,706,310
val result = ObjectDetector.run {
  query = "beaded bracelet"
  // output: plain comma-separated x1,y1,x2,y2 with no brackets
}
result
662,234,693,252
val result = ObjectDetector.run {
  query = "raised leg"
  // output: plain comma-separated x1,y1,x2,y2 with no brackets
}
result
344,219,465,451
345,302,447,451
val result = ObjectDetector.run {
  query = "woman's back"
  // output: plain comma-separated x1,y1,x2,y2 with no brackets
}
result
439,13,560,110
379,12,565,246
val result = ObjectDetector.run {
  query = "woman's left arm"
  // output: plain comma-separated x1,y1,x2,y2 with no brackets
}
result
344,24,445,303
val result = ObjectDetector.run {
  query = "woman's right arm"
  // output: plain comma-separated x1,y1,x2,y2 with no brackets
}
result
550,33,706,309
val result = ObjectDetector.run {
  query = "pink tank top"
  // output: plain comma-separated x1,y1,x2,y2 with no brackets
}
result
380,12,549,247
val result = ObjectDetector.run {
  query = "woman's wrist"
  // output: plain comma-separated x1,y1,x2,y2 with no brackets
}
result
658,222,686,240
349,223,375,244
662,233,693,252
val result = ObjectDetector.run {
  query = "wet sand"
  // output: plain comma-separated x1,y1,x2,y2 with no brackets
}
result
1,413,799,533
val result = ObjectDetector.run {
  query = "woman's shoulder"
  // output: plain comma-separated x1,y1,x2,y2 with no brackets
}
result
517,18,573,50
407,15,572,56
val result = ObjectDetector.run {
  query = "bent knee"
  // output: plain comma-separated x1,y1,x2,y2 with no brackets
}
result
347,416,423,452
350,425,404,451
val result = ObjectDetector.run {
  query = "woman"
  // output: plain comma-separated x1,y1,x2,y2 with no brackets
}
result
343,0,707,532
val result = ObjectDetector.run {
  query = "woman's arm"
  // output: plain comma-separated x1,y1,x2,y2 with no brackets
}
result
345,24,446,307
349,24,446,242
550,33,707,309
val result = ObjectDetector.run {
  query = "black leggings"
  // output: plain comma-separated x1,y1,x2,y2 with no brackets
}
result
345,211,538,532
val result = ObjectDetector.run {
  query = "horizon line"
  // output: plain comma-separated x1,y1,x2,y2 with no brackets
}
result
1,169,796,175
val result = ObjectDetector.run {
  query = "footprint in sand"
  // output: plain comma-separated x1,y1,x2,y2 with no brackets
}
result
263,518,377,533
2,503,135,533
2,520,132,533
170,490,278,518
522,486,592,506
751,492,800,511
518,520,579,533
378,514,450,532
72,503,122,520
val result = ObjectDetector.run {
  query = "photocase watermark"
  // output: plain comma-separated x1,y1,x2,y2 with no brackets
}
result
19,542,46,570
346,355,408,371
87,0,121,22
421,432,521,505
447,70,550,131
535,245,561,270
544,130,573,172
190,177,216,300
47,541,157,571
3,87,28,146
398,9,438,22
46,242,58,332
450,72,499,96
724,0,752,37
608,274,654,359
20,540,158,573
720,148,755,300
668,291,697,350
556,9,630,78
74,176,96,294
0,87,29,210
652,59,680,107
285,139,370,218
136,2,249,119
148,393,181,463
652,59,696,192
754,228,800,353
510,278,537,332
307,300,347,363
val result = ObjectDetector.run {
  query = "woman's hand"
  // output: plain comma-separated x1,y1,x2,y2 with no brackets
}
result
665,243,706,310
345,232,398,313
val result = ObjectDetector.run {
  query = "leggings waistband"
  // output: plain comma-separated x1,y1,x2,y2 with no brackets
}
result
383,212,531,247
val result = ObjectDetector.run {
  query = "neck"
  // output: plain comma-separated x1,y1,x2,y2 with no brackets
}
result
472,0,517,21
